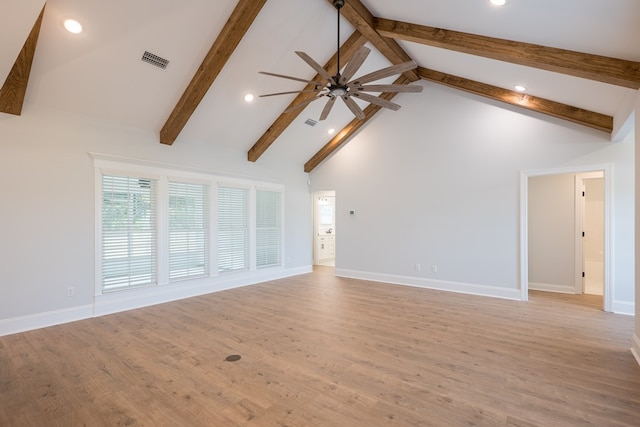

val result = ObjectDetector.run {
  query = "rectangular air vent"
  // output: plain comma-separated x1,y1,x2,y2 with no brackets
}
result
141,51,169,70
304,118,318,127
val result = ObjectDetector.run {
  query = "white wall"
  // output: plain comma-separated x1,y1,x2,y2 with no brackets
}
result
310,83,635,310
528,174,576,291
0,106,312,334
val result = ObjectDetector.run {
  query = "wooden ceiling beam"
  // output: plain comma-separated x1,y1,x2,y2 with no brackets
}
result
417,67,613,133
330,0,419,82
247,31,368,162
160,0,267,145
304,76,410,173
0,5,45,115
376,18,640,90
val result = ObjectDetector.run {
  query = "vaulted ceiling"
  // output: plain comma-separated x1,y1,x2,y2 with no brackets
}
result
2,0,639,172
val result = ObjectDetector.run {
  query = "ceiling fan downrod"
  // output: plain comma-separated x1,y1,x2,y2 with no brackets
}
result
331,0,347,96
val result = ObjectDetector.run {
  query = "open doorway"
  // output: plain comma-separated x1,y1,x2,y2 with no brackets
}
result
312,191,335,266
579,173,605,296
521,166,611,311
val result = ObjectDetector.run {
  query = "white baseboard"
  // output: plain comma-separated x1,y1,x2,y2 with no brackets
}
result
632,334,640,367
0,266,312,337
528,282,575,294
0,304,94,337
335,269,522,301
612,300,635,316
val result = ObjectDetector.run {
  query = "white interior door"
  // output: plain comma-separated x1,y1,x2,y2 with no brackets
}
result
582,178,604,295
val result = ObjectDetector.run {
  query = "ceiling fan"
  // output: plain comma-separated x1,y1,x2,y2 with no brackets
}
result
258,0,423,121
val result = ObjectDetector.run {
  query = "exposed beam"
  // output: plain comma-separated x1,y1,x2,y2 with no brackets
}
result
417,67,613,133
0,5,45,115
304,76,410,173
247,31,368,162
376,18,640,90
160,0,267,145
330,0,419,82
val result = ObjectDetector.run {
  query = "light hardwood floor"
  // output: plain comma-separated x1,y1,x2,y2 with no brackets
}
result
1,267,639,426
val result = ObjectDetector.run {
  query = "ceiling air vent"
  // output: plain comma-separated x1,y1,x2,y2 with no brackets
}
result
304,118,318,127
141,51,169,70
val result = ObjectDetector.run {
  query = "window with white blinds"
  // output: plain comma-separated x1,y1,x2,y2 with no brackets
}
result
217,186,249,273
101,175,157,291
256,189,282,268
169,181,209,281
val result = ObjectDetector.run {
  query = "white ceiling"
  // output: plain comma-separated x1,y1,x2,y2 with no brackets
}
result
3,0,639,168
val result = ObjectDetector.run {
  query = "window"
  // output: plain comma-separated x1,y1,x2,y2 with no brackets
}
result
169,181,209,281
101,175,156,291
256,189,281,268
94,155,285,295
217,186,248,272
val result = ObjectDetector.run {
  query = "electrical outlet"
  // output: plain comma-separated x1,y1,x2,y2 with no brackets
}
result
431,265,438,273
66,286,74,297
415,263,421,272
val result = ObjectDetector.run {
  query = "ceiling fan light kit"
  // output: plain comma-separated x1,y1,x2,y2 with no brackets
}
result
259,0,422,121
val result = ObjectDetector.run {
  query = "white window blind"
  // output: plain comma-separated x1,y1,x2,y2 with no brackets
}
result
217,186,248,272
101,175,156,291
169,181,209,281
256,190,281,268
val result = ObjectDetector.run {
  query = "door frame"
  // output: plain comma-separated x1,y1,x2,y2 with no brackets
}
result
575,172,605,295
520,164,612,311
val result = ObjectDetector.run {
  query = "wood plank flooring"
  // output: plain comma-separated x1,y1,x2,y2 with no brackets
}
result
1,266,639,426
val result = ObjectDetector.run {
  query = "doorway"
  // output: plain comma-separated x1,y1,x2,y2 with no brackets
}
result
313,191,336,266
580,175,604,295
521,166,611,311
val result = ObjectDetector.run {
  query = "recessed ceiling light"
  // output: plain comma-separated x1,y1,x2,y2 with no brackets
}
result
514,84,527,92
490,0,507,6
63,19,83,34
328,128,335,135
244,93,255,102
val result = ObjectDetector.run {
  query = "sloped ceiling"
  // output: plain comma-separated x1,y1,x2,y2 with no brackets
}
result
2,0,639,172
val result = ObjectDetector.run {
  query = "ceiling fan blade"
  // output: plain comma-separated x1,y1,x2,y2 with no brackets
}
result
319,97,337,121
339,46,371,84
295,51,335,85
341,96,366,120
284,95,324,114
354,84,423,93
353,61,418,85
259,71,326,87
352,92,401,111
260,90,321,98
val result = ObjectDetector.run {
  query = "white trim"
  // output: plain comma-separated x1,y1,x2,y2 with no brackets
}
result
520,173,529,301
0,266,312,337
95,266,310,317
528,282,575,294
520,164,613,312
89,152,283,185
611,300,635,316
335,269,522,301
574,175,584,294
0,305,94,337
632,334,640,367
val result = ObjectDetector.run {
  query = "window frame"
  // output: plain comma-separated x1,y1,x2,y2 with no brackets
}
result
93,155,285,296
168,179,210,282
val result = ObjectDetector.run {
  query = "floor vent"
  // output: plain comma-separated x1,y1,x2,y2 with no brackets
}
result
141,51,169,70
305,118,318,127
